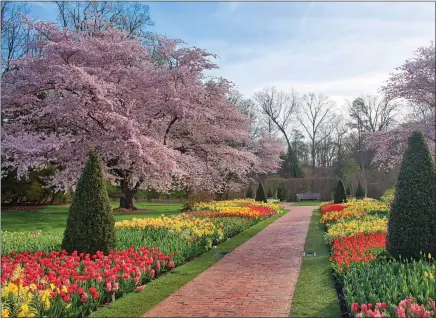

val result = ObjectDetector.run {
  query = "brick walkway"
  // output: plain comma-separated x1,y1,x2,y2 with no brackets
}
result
143,204,313,318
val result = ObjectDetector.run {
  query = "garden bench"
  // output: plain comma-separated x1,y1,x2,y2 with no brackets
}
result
296,192,321,201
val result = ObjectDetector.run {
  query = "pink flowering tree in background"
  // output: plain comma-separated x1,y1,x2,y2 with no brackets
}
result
365,42,435,167
1,19,282,209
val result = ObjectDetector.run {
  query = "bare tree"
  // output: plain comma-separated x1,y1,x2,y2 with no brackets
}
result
54,1,154,37
297,92,336,173
347,94,399,193
254,87,298,150
1,1,31,76
349,94,399,133
228,90,260,140
254,86,302,177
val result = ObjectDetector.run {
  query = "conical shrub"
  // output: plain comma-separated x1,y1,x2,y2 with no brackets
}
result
334,179,347,203
387,130,436,260
62,148,115,254
246,185,254,199
267,187,273,198
355,182,365,199
255,183,267,203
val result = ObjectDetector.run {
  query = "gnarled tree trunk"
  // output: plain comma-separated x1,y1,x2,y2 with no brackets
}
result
119,178,137,209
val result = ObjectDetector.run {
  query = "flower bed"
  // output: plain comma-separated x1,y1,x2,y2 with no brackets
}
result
329,232,387,273
1,247,174,317
321,200,435,317
1,199,282,317
325,216,388,241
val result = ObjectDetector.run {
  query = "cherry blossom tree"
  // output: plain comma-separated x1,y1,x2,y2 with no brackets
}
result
366,42,435,167
382,42,435,118
1,19,282,209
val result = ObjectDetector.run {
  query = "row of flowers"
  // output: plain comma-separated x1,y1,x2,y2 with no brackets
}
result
320,199,434,318
1,247,174,317
1,199,283,317
193,199,283,213
320,199,389,223
351,298,435,318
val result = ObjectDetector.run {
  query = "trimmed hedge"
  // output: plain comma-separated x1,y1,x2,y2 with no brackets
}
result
62,149,115,254
387,130,436,259
334,179,347,203
255,183,267,203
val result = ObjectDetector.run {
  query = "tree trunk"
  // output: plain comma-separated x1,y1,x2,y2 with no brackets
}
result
311,143,316,176
119,179,137,210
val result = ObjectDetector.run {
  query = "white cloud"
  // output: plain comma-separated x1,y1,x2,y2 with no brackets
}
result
199,6,435,106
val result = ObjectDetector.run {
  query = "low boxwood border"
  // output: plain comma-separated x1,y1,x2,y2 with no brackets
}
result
92,210,287,318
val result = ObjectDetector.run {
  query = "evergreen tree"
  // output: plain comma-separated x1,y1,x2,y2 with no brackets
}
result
62,148,115,254
255,183,267,203
387,131,436,259
334,179,347,203
355,182,365,199
280,149,304,178
246,185,254,199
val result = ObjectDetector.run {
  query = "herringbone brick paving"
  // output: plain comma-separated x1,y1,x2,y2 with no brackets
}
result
143,204,314,317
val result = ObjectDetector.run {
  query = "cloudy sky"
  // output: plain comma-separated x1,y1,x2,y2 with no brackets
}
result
30,1,435,107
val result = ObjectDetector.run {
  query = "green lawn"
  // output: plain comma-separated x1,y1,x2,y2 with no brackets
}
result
289,208,340,317
1,202,184,232
292,201,322,206
92,210,287,318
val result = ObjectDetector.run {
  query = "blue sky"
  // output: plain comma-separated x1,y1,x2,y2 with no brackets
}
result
29,1,435,106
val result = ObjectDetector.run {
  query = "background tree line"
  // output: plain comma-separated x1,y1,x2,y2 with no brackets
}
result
232,40,435,199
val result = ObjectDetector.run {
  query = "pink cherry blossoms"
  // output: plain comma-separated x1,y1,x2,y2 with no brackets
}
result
366,42,435,167
1,19,282,205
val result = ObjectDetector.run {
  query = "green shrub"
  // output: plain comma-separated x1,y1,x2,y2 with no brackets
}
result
266,187,273,198
387,130,436,260
273,188,278,200
334,179,347,203
346,184,351,196
62,148,116,254
255,183,267,203
355,182,365,198
380,187,396,205
246,186,254,199
0,166,73,205
277,187,286,201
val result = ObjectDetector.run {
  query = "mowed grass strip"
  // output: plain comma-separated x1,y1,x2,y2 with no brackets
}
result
291,201,322,206
290,208,340,317
1,202,184,232
92,210,288,318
